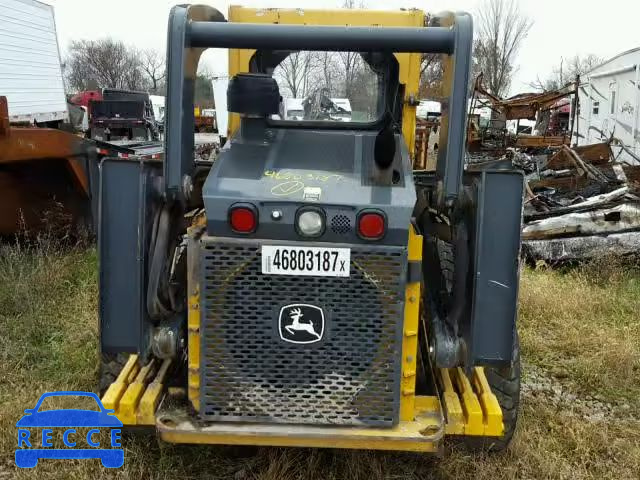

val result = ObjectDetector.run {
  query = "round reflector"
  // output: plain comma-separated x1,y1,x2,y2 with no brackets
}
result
358,212,385,239
230,206,257,233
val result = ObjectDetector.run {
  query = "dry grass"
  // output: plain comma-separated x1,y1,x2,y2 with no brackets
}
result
0,243,638,479
519,258,640,404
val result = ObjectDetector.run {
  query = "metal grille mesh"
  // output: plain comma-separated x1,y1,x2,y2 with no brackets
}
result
200,239,406,426
330,214,352,235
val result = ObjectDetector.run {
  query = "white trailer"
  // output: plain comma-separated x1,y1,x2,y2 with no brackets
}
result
149,95,166,122
417,100,441,120
283,98,305,120
212,76,229,139
0,0,68,125
576,47,640,163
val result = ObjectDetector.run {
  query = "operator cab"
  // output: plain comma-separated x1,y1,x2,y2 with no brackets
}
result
202,50,415,249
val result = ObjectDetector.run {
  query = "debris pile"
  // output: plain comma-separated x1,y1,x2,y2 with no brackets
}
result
521,141,640,263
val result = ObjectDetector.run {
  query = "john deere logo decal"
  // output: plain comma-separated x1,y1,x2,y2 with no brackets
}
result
279,304,324,344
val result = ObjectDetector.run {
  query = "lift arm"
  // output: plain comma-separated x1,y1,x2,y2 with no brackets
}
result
164,5,473,206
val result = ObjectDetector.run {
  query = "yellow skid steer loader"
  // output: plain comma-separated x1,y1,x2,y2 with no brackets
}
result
98,5,523,454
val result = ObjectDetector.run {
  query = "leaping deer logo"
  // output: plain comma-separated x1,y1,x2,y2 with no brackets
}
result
284,307,321,340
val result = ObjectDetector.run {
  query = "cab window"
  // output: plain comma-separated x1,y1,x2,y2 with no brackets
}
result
269,51,384,124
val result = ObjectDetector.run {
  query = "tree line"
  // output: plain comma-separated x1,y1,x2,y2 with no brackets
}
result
63,38,215,105
63,0,604,103
64,39,166,93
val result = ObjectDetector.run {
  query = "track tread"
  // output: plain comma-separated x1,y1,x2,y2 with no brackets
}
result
98,353,129,396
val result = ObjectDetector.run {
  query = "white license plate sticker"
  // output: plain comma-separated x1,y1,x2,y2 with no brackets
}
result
262,246,350,277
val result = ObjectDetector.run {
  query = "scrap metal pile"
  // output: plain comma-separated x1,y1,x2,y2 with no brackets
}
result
464,76,640,263
518,141,640,263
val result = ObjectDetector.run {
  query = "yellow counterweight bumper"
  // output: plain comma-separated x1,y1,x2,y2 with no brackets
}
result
101,355,503,452
101,355,172,426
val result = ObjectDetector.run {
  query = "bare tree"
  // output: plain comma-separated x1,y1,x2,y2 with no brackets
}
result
275,52,317,98
474,0,533,97
65,38,148,92
319,52,338,94
141,49,166,93
529,54,603,92
341,0,364,9
194,65,215,107
338,0,367,99
338,51,363,99
420,54,443,98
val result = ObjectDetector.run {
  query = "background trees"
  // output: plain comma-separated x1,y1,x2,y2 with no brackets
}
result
529,54,603,92
473,0,533,97
62,2,602,106
64,38,165,94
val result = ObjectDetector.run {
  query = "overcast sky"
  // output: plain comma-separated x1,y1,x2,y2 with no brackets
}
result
48,0,639,95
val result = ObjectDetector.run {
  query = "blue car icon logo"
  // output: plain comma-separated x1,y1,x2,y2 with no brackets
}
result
15,391,124,468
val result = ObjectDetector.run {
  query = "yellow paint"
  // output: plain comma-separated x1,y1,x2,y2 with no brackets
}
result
101,355,139,411
264,170,345,182
439,368,465,435
452,367,484,435
414,395,440,414
159,412,442,452
473,367,504,436
138,359,172,425
161,430,439,452
100,359,503,444
187,210,207,230
101,355,172,427
226,5,424,153
407,224,423,262
118,360,155,425
188,292,201,412
400,226,423,421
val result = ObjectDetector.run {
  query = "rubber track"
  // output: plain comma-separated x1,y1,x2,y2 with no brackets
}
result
98,353,129,396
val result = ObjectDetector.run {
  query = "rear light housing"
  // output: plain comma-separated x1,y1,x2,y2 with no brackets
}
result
295,207,325,238
229,204,258,233
357,210,386,240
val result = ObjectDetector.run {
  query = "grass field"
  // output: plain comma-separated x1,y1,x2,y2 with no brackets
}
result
0,240,638,479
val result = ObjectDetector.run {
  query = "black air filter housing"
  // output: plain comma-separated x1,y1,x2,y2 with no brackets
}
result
227,73,280,116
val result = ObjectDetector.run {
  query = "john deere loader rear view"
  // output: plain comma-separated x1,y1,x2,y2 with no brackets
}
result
98,5,523,454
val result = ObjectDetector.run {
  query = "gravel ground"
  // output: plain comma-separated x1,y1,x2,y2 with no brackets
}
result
522,363,634,422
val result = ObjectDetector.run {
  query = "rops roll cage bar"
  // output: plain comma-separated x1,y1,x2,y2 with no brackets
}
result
164,5,473,207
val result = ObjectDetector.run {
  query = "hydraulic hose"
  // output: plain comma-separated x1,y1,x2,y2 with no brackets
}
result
147,204,173,322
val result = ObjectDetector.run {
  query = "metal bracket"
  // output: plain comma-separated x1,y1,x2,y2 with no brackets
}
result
407,260,422,283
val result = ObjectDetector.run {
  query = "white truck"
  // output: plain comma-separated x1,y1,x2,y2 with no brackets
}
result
0,0,68,125
283,98,305,120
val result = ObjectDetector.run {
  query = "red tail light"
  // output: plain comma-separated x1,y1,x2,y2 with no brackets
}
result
358,211,386,239
229,205,257,233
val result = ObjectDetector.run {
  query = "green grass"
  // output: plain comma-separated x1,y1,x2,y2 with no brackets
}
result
0,243,638,479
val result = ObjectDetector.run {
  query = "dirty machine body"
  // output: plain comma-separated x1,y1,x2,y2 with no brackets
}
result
98,5,524,453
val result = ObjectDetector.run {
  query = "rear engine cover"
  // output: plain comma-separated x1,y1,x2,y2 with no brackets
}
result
199,237,407,426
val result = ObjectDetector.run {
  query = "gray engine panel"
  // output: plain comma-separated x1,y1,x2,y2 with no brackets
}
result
202,126,417,246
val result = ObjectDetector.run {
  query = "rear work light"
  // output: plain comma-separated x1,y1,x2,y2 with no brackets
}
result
358,211,386,240
229,205,257,233
296,208,325,237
